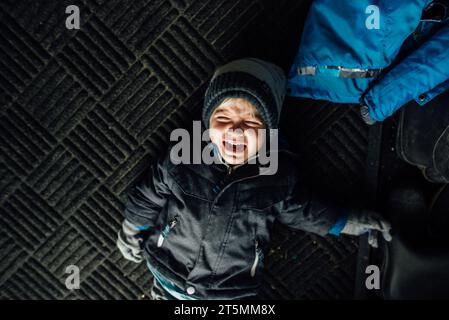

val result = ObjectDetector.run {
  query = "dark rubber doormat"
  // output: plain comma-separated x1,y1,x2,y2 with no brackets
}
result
1,0,366,299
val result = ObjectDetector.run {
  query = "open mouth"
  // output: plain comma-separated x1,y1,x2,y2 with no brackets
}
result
223,140,246,154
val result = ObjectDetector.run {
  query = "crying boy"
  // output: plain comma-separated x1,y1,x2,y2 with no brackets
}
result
117,58,392,300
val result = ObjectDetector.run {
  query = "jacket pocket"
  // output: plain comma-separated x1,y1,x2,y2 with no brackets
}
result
250,240,264,277
157,214,179,247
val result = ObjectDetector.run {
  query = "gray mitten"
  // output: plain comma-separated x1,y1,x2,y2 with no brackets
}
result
117,219,144,263
341,210,392,248
360,104,376,125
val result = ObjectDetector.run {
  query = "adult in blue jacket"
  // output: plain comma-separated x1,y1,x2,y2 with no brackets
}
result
287,0,449,124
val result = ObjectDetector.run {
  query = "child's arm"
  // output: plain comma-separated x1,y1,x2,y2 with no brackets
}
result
123,150,172,230
117,149,172,262
277,181,392,247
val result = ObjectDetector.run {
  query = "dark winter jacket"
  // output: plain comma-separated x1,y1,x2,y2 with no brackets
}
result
123,138,347,299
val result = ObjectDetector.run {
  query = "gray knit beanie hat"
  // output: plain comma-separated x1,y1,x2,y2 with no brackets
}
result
202,58,287,130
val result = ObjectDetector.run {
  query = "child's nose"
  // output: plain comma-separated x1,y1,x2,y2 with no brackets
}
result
225,124,245,138
228,120,245,132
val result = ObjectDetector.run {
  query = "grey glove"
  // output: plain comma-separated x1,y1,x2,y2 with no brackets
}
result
360,104,376,125
117,219,144,263
341,210,392,248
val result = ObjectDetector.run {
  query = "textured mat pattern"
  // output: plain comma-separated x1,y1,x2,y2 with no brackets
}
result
1,0,365,299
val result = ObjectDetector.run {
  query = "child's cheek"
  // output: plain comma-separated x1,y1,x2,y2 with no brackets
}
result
257,128,268,151
208,128,221,146
246,129,261,156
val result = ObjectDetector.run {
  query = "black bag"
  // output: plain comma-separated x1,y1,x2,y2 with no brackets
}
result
396,89,449,183
381,185,449,299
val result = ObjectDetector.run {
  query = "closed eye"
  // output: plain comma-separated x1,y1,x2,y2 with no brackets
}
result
245,120,263,127
215,116,230,122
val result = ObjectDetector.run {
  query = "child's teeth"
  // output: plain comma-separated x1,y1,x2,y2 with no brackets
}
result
224,141,244,152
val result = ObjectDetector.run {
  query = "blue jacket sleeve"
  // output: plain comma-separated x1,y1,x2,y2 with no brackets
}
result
363,23,449,121
415,78,449,106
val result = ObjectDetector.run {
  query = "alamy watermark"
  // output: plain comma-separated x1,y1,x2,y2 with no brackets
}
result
365,265,380,290
169,121,279,175
65,5,80,30
365,5,380,30
65,265,80,290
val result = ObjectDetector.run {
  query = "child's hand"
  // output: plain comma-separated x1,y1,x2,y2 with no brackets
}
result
117,219,144,263
360,104,376,125
341,210,392,248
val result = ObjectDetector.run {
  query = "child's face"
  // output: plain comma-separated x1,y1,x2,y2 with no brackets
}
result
209,98,266,165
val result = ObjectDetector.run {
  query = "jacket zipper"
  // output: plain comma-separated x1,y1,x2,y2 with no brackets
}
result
250,240,263,277
207,157,267,280
157,215,179,247
211,164,262,275
213,164,235,194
